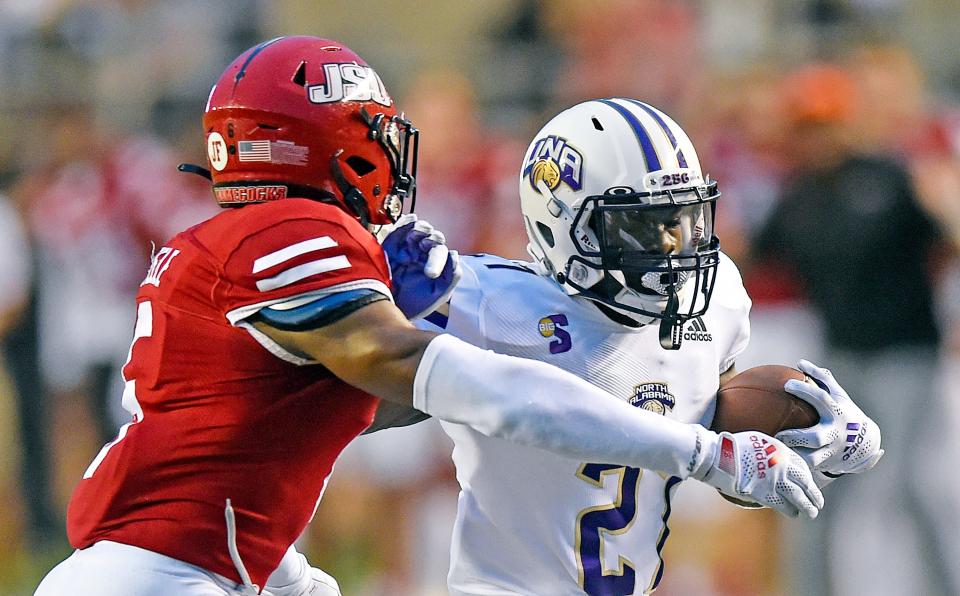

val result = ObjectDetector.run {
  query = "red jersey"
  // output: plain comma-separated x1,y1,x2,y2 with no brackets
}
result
67,199,390,587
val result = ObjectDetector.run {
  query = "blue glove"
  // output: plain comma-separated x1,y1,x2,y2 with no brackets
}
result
379,214,461,319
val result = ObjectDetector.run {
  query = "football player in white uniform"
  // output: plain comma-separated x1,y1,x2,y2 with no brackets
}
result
413,99,884,595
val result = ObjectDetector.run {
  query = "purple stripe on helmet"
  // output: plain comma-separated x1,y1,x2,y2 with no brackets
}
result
623,99,689,168
598,99,662,172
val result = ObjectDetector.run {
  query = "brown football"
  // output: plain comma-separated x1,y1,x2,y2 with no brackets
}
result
711,365,819,435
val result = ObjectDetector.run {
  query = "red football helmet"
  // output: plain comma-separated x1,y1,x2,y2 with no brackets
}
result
192,36,418,226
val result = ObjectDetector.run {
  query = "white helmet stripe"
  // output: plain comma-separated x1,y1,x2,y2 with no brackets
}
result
623,99,689,168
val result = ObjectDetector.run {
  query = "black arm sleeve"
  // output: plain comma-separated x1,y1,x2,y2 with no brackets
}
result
248,288,389,331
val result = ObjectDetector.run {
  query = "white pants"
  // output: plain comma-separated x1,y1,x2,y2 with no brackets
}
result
35,541,255,595
35,540,342,596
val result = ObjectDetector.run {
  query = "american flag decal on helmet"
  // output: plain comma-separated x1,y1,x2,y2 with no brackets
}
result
238,140,271,162
238,140,309,166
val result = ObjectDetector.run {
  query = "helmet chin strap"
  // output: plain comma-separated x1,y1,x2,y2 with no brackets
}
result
588,270,685,349
578,275,656,327
177,163,212,180
658,286,683,350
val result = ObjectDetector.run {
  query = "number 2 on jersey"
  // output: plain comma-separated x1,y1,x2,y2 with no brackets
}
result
82,301,150,478
576,463,642,596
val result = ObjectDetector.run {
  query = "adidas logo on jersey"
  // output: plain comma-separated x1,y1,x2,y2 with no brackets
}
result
682,317,712,342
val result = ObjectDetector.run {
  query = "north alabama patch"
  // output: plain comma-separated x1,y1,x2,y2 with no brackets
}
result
214,185,288,204
629,382,676,415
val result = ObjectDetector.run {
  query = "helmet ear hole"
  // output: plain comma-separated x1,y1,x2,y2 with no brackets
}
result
536,222,555,248
345,155,376,177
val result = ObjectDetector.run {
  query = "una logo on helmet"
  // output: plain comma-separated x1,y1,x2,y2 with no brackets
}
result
522,135,583,191
308,63,392,107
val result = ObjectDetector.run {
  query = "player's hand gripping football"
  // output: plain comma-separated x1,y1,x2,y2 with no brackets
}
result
693,429,824,518
775,360,884,487
378,214,461,319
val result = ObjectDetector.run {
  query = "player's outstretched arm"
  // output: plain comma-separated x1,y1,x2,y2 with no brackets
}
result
253,299,430,403
253,300,822,518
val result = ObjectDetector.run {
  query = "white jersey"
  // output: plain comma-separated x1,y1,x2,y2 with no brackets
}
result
416,253,751,596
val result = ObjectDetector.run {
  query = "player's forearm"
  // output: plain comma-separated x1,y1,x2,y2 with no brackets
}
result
252,300,435,406
414,334,711,478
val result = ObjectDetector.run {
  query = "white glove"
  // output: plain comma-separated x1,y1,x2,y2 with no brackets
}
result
692,429,824,519
775,360,884,487
262,546,342,596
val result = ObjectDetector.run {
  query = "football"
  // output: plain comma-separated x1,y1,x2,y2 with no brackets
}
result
711,365,820,435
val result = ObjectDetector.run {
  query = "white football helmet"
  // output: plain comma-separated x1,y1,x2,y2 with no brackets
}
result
519,98,721,348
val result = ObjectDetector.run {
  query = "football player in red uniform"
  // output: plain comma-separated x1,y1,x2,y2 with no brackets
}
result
36,37,823,596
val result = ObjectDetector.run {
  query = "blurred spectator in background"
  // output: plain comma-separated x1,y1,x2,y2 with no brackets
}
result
546,0,703,113
848,44,960,355
0,188,61,551
692,66,792,266
752,62,957,596
19,105,216,447
403,68,527,258
845,44,927,157
847,44,960,596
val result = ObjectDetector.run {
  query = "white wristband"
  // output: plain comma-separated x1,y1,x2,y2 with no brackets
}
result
414,333,709,478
